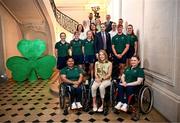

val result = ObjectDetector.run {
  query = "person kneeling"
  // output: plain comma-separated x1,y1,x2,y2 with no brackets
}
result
60,56,83,109
114,55,144,112
91,50,112,112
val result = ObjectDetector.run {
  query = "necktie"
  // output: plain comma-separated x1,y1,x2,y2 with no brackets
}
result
102,32,106,49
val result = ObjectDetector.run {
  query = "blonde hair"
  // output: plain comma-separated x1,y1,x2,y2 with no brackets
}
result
98,50,109,63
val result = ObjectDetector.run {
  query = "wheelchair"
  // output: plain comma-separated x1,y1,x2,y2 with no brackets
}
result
85,79,115,116
113,79,153,121
59,82,88,115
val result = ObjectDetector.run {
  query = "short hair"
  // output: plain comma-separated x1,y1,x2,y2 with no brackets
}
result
117,24,123,28
66,56,74,61
60,32,66,37
73,31,80,35
112,22,116,25
101,23,106,27
131,55,140,61
119,18,123,21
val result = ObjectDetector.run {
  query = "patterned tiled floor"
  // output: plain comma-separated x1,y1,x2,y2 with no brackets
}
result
0,79,168,123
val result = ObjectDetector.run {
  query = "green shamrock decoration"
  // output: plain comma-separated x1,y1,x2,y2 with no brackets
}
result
6,39,56,82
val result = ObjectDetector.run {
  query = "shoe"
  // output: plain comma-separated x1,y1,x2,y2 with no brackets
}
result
114,102,123,110
93,105,97,112
76,102,83,109
97,105,103,112
71,102,77,109
120,103,128,112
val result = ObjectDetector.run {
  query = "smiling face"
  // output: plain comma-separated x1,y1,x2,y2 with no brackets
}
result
90,23,96,31
60,33,66,41
106,15,111,21
111,22,117,30
130,57,140,67
100,24,106,32
95,18,101,25
118,19,123,25
74,31,80,39
67,58,74,68
89,13,93,20
87,31,93,39
77,24,83,32
117,25,123,34
99,52,105,61
127,25,133,34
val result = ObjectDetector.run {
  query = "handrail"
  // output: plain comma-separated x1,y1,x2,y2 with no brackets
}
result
49,0,79,34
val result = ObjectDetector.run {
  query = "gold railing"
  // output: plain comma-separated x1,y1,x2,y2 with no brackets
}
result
49,0,79,34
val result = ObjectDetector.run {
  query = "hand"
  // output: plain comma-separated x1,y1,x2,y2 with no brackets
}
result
73,81,80,85
73,84,78,88
120,82,126,87
117,54,122,59
95,78,101,83
96,53,99,59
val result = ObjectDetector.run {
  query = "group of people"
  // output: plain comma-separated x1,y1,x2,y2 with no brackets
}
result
54,13,144,112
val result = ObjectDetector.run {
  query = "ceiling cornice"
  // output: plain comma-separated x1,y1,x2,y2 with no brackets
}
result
0,0,22,24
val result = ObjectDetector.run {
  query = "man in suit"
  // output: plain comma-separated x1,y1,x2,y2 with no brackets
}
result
104,15,113,32
95,23,112,58
87,13,95,27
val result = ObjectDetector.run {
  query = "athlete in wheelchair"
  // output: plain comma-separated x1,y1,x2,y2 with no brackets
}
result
114,55,153,119
59,56,87,114
90,50,113,114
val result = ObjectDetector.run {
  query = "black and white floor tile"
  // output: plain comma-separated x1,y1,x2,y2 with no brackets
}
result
0,79,168,123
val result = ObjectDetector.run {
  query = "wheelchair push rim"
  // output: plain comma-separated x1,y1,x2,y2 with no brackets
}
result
139,86,153,114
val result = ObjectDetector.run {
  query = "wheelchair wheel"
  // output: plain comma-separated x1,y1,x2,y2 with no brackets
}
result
110,81,115,107
81,85,87,107
138,86,153,114
59,84,65,109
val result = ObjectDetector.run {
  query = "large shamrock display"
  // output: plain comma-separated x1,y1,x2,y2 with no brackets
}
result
6,39,56,82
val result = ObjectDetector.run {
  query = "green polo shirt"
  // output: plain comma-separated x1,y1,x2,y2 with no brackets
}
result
112,33,129,54
61,66,82,81
124,66,144,83
55,41,70,57
70,39,83,56
127,34,138,47
82,39,95,55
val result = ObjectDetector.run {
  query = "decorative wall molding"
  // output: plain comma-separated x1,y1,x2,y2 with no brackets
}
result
146,79,180,103
145,69,175,86
143,0,177,86
0,0,22,24
21,21,48,34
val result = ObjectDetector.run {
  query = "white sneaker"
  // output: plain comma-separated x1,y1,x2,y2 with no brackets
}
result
97,105,103,112
120,103,128,112
93,105,97,112
114,102,123,110
76,102,83,109
71,102,77,109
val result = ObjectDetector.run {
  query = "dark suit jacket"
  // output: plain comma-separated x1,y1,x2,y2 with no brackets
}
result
94,32,112,56
105,21,113,32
